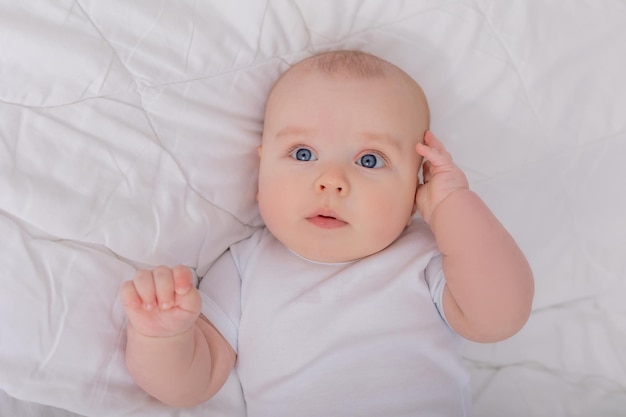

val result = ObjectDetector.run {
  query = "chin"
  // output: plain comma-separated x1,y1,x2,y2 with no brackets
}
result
270,225,400,264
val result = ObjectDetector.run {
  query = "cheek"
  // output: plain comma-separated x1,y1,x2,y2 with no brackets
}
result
258,173,295,219
364,183,415,233
258,179,277,214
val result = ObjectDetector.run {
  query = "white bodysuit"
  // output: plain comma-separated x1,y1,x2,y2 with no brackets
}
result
199,220,471,416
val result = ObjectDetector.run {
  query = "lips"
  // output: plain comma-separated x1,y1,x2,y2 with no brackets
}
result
306,210,348,229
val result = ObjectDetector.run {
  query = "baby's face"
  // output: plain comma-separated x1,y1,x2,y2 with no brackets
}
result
258,68,428,263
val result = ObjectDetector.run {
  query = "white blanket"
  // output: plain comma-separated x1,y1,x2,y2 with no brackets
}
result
1,1,625,416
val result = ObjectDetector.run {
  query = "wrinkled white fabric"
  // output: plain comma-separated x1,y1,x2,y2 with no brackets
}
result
1,0,626,416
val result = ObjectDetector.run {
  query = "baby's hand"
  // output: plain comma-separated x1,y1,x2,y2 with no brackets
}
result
415,131,469,224
120,265,202,338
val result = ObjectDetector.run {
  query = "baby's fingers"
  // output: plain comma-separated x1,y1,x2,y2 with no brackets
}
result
173,265,194,295
416,131,454,168
132,269,157,310
120,280,143,311
423,130,446,151
171,265,201,314
153,266,176,310
422,160,433,183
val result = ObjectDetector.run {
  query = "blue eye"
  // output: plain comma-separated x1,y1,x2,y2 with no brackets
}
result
357,153,385,169
290,147,317,161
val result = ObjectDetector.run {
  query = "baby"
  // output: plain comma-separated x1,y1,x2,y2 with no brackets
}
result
120,50,534,416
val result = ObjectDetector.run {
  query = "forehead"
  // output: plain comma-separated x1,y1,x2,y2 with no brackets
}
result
264,68,428,142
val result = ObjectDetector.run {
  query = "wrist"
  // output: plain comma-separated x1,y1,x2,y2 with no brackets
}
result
425,188,473,226
127,320,196,340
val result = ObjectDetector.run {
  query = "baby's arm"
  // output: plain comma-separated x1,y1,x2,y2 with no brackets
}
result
120,265,235,407
416,132,534,343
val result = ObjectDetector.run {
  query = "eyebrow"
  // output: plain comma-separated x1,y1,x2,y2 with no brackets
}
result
273,126,405,151
274,126,316,140
359,131,404,151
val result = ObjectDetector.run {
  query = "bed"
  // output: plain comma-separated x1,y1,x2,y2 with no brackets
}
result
1,1,625,416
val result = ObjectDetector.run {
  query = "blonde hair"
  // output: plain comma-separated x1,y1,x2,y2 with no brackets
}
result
299,50,388,77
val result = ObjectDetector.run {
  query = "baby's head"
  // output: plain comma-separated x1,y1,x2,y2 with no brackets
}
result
258,50,430,263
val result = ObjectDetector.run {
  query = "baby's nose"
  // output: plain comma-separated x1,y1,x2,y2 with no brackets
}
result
315,169,349,195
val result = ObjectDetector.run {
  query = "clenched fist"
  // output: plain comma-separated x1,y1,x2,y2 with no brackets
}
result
120,265,202,338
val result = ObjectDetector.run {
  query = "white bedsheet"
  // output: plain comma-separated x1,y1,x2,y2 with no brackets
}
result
1,1,625,416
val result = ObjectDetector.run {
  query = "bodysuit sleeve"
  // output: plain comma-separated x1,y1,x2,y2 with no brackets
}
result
424,253,449,326
198,250,241,352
